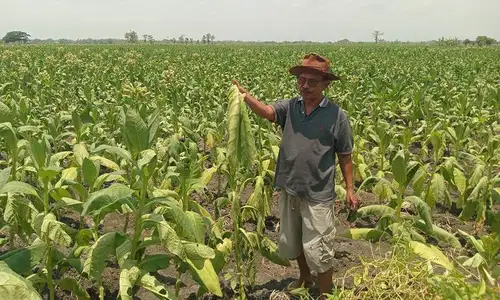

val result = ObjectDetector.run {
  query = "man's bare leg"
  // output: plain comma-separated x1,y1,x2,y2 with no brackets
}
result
294,251,314,287
317,267,334,299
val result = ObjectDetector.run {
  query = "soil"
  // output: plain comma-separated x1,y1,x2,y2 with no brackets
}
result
0,185,481,300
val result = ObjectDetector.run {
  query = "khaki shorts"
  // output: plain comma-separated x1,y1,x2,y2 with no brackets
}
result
278,191,336,274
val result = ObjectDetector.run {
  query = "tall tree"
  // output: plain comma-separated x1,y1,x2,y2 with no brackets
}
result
476,36,496,46
373,30,384,43
124,30,138,43
2,31,31,43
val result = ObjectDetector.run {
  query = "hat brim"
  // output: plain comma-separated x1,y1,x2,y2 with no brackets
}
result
289,66,341,81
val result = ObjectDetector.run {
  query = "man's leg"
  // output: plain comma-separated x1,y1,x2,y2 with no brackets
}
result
294,251,313,287
317,267,334,298
301,200,336,298
277,192,306,287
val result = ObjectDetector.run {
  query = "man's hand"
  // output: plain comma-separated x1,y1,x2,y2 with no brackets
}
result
346,188,359,211
233,80,248,95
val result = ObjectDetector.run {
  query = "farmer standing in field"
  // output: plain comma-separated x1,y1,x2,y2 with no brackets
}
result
233,53,358,298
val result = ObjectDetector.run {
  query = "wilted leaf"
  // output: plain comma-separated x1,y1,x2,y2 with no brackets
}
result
0,261,42,300
82,232,127,281
57,278,91,300
409,241,454,270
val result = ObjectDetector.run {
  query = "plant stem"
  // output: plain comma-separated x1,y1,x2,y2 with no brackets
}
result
123,213,129,233
175,269,181,297
46,242,55,300
43,178,55,300
9,228,15,250
11,150,17,181
130,175,147,259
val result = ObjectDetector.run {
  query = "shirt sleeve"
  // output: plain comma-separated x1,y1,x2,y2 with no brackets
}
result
334,108,354,155
271,98,290,129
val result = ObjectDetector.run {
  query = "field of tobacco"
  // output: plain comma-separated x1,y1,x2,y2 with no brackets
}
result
0,44,499,299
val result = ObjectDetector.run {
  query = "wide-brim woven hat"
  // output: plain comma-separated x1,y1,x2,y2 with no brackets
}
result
289,53,341,81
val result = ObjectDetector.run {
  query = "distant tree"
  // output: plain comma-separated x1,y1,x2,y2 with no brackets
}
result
189,38,194,43
373,30,384,43
125,30,138,43
178,35,185,43
2,31,31,43
476,35,496,46
202,33,215,44
147,35,154,44
464,39,472,45
142,34,148,43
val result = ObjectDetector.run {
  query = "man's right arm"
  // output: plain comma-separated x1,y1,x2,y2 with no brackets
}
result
234,80,275,122
242,93,276,122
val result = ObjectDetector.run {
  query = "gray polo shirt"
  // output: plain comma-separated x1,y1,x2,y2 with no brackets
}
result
271,96,353,203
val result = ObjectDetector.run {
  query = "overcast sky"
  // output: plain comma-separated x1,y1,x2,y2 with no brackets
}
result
1,0,499,42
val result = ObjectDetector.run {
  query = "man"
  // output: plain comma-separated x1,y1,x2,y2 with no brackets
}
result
233,53,358,298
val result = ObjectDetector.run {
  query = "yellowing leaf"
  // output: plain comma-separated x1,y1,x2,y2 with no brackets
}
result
409,241,454,271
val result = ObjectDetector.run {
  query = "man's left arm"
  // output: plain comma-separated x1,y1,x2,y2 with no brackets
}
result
334,110,359,210
338,153,358,210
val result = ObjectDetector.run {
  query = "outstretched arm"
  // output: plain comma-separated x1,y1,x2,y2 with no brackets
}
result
233,80,275,122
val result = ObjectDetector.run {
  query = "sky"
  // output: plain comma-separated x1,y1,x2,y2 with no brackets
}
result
1,0,499,42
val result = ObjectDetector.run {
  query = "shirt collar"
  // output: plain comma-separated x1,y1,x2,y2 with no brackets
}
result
298,96,329,107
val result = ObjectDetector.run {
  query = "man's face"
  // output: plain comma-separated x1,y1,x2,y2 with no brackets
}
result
296,72,330,101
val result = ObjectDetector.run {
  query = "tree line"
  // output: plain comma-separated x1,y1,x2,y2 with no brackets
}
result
1,30,498,46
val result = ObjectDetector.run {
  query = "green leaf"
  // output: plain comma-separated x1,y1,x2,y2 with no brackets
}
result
409,241,454,270
356,205,396,219
82,232,127,281
82,184,134,216
154,220,185,259
458,229,485,253
82,157,99,188
260,236,290,266
227,85,256,172
391,150,406,186
467,176,488,203
162,202,206,243
41,213,72,247
0,239,46,276
453,168,467,195
0,102,13,123
463,253,485,268
49,151,72,167
0,261,42,300
404,196,432,233
119,266,141,300
201,167,217,186
0,123,18,154
93,145,132,162
147,109,160,145
469,164,485,189
123,109,149,156
183,242,215,260
73,143,89,167
0,181,39,198
425,173,446,208
186,258,222,297
57,278,91,300
492,188,500,204
38,166,62,182
139,254,171,272
90,155,120,171
72,110,84,137
338,228,385,241
0,167,11,189
138,273,178,300
413,221,461,248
